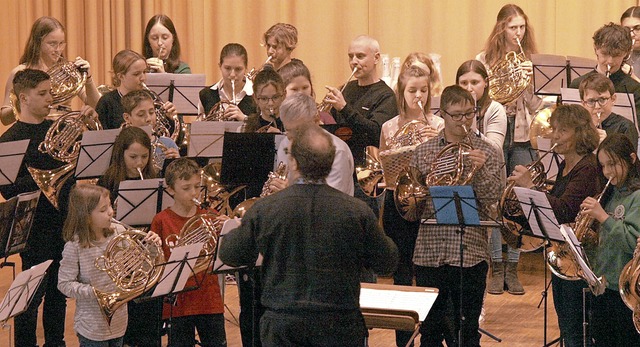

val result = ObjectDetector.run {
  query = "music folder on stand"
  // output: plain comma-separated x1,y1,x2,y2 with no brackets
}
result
512,187,563,347
0,259,53,347
151,242,206,346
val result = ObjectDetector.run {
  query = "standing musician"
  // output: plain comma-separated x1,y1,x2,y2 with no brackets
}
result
143,14,191,74
477,3,543,295
278,60,336,124
621,6,640,81
410,85,503,347
326,35,397,167
263,23,300,72
198,43,256,120
379,59,443,347
581,134,640,346
570,23,640,127
579,73,638,150
509,104,601,347
220,123,399,347
0,69,84,347
245,66,285,133
95,49,177,130
402,52,444,97
1,16,100,125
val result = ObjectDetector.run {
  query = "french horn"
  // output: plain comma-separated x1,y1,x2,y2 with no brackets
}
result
620,247,640,333
28,110,102,209
231,161,288,218
94,221,165,324
317,67,358,113
488,37,531,105
165,213,222,275
246,55,273,81
142,83,182,143
356,146,385,198
48,60,88,105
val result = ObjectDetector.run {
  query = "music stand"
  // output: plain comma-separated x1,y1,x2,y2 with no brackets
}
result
188,121,246,158
151,242,205,346
512,187,563,347
144,74,205,116
429,185,480,347
75,128,120,179
360,283,439,347
567,56,597,85
0,259,53,347
531,54,568,96
0,139,29,186
115,179,174,227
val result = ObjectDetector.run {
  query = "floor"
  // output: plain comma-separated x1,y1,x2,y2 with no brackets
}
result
0,251,563,347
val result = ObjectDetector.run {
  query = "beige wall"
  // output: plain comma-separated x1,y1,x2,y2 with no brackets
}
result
0,0,637,133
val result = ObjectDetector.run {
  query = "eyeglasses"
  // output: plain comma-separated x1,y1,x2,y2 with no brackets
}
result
626,25,640,35
44,41,66,50
441,108,477,121
256,94,282,103
583,97,611,108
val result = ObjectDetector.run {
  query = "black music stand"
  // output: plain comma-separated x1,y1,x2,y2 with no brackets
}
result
115,179,174,227
0,190,40,276
75,128,120,179
0,139,28,186
429,185,480,347
151,242,207,346
511,187,563,347
144,74,205,116
567,56,597,86
531,54,569,96
187,121,227,158
0,259,52,347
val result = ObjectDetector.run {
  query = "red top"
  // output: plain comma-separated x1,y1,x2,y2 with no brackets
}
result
151,208,224,318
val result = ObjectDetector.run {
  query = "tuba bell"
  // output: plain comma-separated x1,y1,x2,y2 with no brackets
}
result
94,221,165,324
488,37,532,105
28,110,102,209
165,213,222,275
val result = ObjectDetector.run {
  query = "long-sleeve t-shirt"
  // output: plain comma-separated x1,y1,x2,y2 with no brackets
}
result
58,233,127,341
331,80,397,166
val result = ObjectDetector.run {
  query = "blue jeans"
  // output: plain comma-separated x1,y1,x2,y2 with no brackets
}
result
77,334,123,347
490,228,520,262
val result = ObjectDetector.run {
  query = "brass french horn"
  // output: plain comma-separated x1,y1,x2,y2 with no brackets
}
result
28,110,103,209
356,146,385,198
488,37,531,105
620,247,640,333
231,161,288,218
48,60,88,105
318,67,358,113
94,221,165,324
165,212,222,275
142,83,182,143
246,56,273,81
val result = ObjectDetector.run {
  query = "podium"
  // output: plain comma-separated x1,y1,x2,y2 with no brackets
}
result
360,283,439,347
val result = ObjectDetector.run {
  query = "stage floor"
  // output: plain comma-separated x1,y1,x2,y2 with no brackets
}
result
0,251,561,346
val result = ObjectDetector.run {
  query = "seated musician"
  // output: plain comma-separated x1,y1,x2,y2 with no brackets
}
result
121,89,180,171
198,43,257,120
1,16,100,125
245,66,285,133
410,85,503,347
579,72,638,151
220,123,398,347
263,23,300,71
570,23,640,127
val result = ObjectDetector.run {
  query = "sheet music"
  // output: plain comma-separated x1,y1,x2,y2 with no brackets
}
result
6,190,40,255
76,128,120,178
0,139,29,185
144,73,206,114
360,287,438,322
559,224,598,284
213,218,263,272
513,187,563,241
152,242,204,297
188,122,226,157
0,259,53,322
116,179,173,226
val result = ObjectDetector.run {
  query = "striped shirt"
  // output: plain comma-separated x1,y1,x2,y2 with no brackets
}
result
410,130,504,268
58,232,127,341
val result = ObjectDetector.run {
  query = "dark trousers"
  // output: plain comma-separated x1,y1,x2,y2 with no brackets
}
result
168,313,226,347
238,268,265,347
259,309,366,347
591,288,640,347
382,191,420,346
551,274,589,347
123,297,162,347
15,254,67,347
415,261,488,347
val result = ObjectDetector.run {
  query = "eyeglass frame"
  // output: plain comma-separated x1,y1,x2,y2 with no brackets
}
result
44,41,66,50
582,96,611,108
440,107,478,121
256,94,283,103
625,24,640,35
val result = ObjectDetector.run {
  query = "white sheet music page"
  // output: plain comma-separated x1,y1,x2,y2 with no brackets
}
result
513,187,563,241
559,224,598,284
360,287,438,322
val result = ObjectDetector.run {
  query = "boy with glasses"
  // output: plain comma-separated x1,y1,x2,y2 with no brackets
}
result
570,23,640,127
579,73,638,151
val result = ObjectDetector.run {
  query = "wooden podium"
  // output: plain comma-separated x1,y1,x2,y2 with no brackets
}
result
360,283,439,347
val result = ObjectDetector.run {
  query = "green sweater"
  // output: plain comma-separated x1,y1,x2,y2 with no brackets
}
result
591,186,640,290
